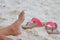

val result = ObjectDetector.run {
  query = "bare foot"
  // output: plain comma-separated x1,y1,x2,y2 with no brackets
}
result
9,11,25,36
0,11,25,36
18,11,24,21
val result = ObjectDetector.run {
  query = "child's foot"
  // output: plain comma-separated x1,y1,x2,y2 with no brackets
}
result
9,11,25,36
0,11,25,36
18,11,24,21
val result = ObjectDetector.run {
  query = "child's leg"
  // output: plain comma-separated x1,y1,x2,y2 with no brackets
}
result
0,11,25,36
9,11,24,36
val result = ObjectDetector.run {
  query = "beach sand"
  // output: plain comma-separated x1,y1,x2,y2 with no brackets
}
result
0,0,60,40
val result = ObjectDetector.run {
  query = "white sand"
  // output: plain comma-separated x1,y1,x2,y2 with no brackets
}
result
0,0,60,40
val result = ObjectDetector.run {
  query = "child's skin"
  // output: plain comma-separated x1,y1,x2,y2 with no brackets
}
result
0,11,25,40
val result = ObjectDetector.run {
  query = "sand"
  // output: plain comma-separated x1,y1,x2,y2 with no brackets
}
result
0,0,60,40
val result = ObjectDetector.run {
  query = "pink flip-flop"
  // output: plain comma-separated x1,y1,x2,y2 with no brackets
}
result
31,18,43,27
46,22,57,30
